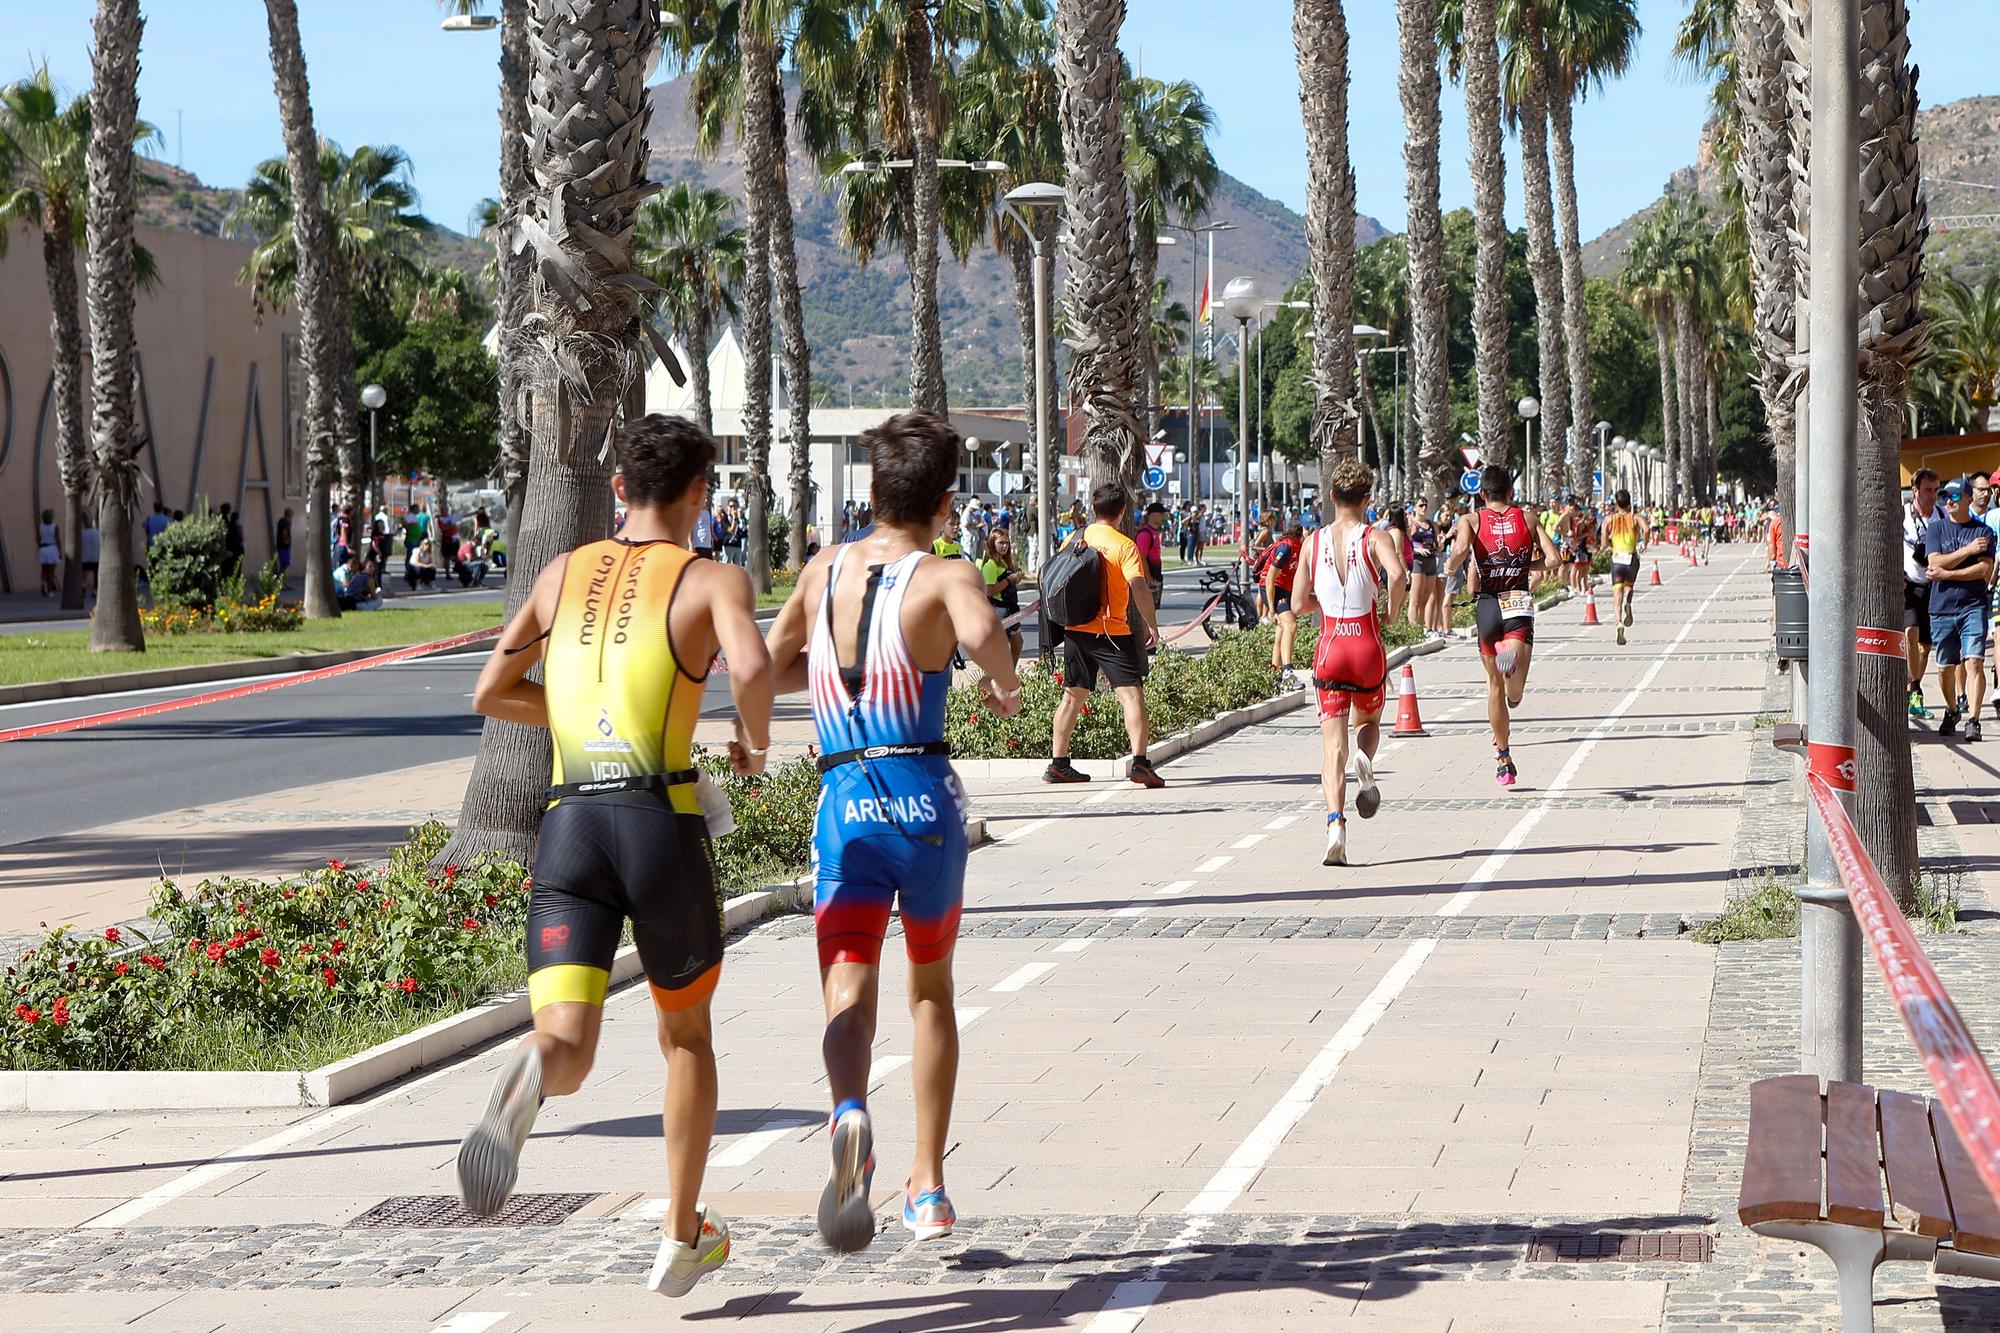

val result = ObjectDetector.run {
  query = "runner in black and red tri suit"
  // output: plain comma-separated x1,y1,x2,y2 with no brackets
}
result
1445,465,1560,787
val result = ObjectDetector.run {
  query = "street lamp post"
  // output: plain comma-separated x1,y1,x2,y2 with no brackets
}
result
1516,397,1541,503
1000,181,1064,663
1222,277,1265,553
360,383,387,530
1594,421,1612,503
1161,220,1237,505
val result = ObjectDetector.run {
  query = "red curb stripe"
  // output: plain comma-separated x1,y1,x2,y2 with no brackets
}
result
0,626,503,745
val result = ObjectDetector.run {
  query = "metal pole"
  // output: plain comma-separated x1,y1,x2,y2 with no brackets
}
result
1188,235,1200,504
1800,0,1862,1085
1033,241,1054,664
1256,315,1268,515
1237,316,1250,548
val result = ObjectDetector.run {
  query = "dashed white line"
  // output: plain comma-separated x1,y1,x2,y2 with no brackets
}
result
1230,833,1267,850
708,1117,814,1168
431,1313,509,1333
1055,938,1095,954
1152,880,1197,898
869,1006,989,1085
995,817,1054,843
1192,856,1232,874
1262,815,1298,831
991,961,1057,993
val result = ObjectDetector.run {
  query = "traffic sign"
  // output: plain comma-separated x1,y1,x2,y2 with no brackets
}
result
1221,467,1239,496
985,471,1021,497
1143,466,1167,490
1460,469,1482,495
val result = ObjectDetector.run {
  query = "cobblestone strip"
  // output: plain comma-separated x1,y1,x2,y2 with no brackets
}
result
745,912,1695,944
0,1214,1726,1293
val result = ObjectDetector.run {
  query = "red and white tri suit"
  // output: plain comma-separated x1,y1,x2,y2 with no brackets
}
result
1304,521,1388,720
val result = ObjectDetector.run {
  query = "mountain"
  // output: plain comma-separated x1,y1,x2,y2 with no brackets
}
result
644,73,1377,406
1581,93,2000,284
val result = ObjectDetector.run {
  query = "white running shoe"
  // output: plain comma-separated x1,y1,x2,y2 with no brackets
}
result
1494,643,1519,678
1323,817,1348,866
818,1102,877,1253
648,1204,731,1296
1353,751,1380,820
456,1045,542,1217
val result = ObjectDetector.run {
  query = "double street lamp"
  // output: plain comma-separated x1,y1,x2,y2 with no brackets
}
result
1517,396,1541,504
999,180,1064,663
1220,277,1265,551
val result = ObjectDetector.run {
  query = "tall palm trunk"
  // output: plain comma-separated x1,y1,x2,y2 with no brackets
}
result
1705,368,1721,498
1651,308,1678,498
1460,0,1510,461
766,65,812,571
1855,0,1928,907
687,300,714,437
1295,0,1359,477
1785,0,1812,566
443,0,661,865
1517,58,1570,499
1054,0,1143,491
41,203,89,610
1546,62,1593,495
84,0,145,653
1736,0,1799,527
1009,229,1035,416
331,272,364,520
496,0,533,560
1135,230,1162,443
1398,0,1449,510
261,0,340,622
903,0,948,414
740,27,778,595
1672,295,1699,502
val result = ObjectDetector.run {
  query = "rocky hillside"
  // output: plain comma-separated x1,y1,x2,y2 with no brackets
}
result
1582,93,2000,284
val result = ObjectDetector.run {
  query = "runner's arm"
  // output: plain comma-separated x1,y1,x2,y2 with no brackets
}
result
470,555,568,727
937,558,1024,716
1443,515,1474,578
1529,509,1562,571
763,547,831,695
1292,533,1320,619
1372,527,1410,625
702,562,774,770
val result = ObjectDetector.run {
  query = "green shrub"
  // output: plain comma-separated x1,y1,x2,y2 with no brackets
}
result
699,750,821,892
146,511,234,610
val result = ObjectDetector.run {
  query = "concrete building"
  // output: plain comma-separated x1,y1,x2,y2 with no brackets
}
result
0,223,302,591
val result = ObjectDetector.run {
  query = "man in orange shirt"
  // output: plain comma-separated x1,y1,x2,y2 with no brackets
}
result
1046,482,1164,788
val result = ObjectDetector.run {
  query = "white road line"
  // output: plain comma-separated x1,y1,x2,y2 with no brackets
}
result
996,817,1054,843
1112,905,1147,918
708,1117,814,1168
1192,856,1232,874
991,961,1057,993
1055,938,1094,954
1230,833,1267,850
0,679,244,713
1085,563,1743,1330
1262,815,1298,831
869,1006,988,1085
431,1313,509,1333
1152,880,1197,898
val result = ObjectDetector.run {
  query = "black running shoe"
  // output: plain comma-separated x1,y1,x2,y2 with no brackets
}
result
1959,693,1969,716
1940,709,1961,738
1128,757,1166,789
1969,719,1984,743
1042,759,1090,785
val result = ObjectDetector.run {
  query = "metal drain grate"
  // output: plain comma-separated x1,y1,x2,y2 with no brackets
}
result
1526,1231,1713,1264
348,1192,601,1229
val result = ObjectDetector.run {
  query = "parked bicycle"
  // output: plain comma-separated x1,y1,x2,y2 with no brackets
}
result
1196,562,1260,641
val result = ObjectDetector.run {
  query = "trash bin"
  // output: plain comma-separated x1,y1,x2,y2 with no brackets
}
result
1772,566,1808,661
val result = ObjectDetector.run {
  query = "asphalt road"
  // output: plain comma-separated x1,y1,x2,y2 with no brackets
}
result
0,564,1234,849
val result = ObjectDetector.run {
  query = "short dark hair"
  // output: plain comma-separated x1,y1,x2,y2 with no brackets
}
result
1480,464,1515,500
1615,488,1631,509
864,411,960,524
615,413,716,507
1913,467,1940,488
1091,481,1129,520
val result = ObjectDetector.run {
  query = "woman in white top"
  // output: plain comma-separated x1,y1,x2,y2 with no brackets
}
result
37,509,60,597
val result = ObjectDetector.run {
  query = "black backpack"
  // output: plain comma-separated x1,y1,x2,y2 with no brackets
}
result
1042,531,1104,629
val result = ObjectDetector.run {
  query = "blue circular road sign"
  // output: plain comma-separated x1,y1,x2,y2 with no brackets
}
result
1144,466,1167,490
1460,469,1482,495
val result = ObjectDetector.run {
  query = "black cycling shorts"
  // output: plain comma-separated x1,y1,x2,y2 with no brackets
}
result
525,795,724,1013
1473,592,1536,658
1904,582,1933,647
1061,630,1147,690
1611,555,1640,586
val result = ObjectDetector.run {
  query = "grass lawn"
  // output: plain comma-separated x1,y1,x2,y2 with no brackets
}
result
756,572,797,610
0,599,506,688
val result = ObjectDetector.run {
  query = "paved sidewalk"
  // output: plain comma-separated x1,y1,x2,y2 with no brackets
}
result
5,549,1999,1331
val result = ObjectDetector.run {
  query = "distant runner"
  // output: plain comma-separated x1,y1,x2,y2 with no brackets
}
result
1293,460,1408,865
1446,465,1560,788
1604,490,1646,646
1263,522,1305,691
459,415,774,1298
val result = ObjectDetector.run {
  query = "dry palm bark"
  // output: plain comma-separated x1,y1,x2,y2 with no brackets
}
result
1460,0,1511,462
1054,0,1143,488
1295,0,1359,476
1854,0,1928,907
43,195,90,611
764,65,813,571
1515,42,1571,499
904,0,948,414
84,0,145,652
1545,47,1593,494
1781,0,1811,562
1399,0,1447,506
444,0,663,863
1735,0,1799,525
496,0,534,557
739,24,778,594
259,0,341,622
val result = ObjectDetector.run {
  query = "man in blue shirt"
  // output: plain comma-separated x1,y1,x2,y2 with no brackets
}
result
1926,477,1995,741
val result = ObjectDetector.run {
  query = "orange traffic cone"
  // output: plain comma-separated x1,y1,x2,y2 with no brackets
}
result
1649,561,1663,586
1582,586,1601,624
1688,542,1698,567
1392,663,1429,737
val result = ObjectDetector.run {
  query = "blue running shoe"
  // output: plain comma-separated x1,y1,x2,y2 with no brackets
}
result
818,1099,876,1252
903,1182,956,1241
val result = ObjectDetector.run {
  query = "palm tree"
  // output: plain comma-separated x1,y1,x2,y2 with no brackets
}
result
1854,0,1928,908
1455,0,1511,461
257,0,343,622
445,0,665,864
633,182,746,437
1543,0,1639,492
1663,198,1713,502
84,0,146,653
1926,276,2000,429
228,142,432,520
1124,75,1219,445
1622,206,1682,500
1053,0,1143,489
1295,1,1359,477
1398,0,1450,507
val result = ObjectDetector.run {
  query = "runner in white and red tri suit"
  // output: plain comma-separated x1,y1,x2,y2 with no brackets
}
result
1445,464,1560,788
1292,459,1408,866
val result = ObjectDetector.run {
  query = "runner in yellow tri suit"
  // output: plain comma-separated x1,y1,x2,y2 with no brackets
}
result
1604,489,1646,645
459,415,774,1298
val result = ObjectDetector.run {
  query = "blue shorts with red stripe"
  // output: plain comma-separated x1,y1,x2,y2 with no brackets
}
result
811,761,967,969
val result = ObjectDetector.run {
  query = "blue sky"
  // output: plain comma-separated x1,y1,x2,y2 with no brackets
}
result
4,1,1993,242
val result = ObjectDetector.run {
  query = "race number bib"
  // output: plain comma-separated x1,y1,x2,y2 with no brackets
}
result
1612,552,1637,569
1499,591,1535,620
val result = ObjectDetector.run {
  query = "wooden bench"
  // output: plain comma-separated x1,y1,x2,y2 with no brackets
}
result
1739,1074,2000,1331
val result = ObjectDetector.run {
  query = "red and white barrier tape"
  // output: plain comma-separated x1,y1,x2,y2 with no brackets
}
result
0,625,503,745
1805,771,2000,1208
1160,591,1229,645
